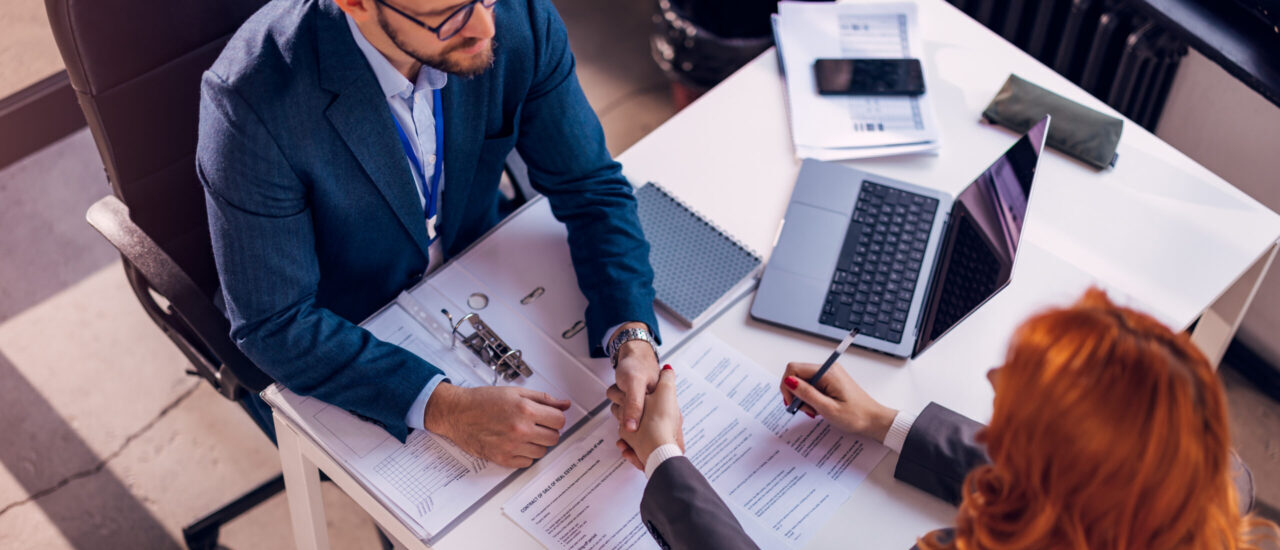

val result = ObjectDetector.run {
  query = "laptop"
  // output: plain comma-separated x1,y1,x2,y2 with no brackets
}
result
751,116,1050,358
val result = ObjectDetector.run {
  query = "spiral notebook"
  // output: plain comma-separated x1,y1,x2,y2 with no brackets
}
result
635,183,764,327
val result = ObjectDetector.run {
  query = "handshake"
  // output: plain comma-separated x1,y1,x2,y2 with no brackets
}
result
421,323,674,468
421,320,900,474
606,360,901,472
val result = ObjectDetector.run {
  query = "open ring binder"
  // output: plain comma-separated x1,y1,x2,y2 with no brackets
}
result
441,309,534,383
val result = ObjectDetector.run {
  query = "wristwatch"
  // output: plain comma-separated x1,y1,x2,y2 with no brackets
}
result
606,327,658,368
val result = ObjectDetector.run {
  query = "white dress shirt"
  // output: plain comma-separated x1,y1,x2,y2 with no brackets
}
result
345,17,629,431
344,15,449,431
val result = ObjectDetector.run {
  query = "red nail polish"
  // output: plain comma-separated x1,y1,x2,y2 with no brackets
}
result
662,364,673,371
784,376,799,390
805,410,816,419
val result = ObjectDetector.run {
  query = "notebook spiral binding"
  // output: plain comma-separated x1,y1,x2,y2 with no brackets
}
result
641,182,763,263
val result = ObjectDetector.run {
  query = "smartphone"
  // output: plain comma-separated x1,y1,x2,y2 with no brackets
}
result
813,58,926,96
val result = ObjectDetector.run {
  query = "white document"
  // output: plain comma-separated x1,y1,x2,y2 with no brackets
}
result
675,334,890,493
505,332,870,550
443,197,695,387
797,141,940,162
775,1,941,158
502,416,656,549
262,302,525,542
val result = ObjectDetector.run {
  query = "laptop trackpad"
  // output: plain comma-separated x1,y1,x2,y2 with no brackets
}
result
771,202,847,279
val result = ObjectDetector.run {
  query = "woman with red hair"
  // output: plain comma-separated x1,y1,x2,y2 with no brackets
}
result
610,289,1277,549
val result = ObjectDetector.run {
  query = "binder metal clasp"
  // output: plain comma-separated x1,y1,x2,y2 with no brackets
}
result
441,309,534,384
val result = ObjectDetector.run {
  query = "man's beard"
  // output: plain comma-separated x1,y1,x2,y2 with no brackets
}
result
378,11,495,78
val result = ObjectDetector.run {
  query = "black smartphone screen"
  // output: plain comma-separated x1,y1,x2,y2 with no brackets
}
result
813,59,926,96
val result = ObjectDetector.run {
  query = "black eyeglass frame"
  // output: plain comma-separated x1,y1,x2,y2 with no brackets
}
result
374,0,498,42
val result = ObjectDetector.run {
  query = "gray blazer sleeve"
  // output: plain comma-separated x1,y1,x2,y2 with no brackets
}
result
894,403,1257,513
639,457,760,550
893,403,990,506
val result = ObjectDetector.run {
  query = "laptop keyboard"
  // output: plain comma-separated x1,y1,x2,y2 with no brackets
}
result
926,216,1002,341
819,181,938,343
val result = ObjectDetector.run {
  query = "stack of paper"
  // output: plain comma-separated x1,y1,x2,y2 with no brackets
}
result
774,1,942,160
263,194,888,547
503,333,890,550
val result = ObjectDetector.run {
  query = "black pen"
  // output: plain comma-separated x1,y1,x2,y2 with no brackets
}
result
786,327,860,415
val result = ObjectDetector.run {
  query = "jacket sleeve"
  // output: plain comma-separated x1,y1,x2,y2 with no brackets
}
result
893,403,990,505
895,403,1258,513
198,70,442,442
514,0,659,356
640,457,761,550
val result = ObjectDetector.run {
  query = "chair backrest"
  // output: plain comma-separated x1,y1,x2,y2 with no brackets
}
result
47,0,276,396
46,0,268,296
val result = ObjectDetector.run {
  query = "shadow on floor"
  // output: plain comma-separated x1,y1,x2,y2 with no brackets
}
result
0,350,179,548
0,130,115,324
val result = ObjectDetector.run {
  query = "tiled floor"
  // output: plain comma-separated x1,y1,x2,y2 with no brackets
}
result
0,1,1278,549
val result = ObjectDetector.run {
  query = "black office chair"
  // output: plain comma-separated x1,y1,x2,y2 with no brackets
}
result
44,1,536,547
44,0,282,547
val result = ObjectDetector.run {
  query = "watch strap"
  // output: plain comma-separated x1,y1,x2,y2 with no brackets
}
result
608,327,657,368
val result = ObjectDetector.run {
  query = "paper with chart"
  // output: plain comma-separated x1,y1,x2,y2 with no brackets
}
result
262,268,626,541
775,1,941,159
504,332,878,550
261,299,525,542
260,276,609,542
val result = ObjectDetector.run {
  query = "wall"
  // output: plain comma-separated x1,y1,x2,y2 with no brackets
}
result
1156,49,1280,363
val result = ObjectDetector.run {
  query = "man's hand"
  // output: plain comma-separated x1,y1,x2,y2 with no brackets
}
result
422,383,571,468
610,322,660,432
609,366,683,471
780,362,897,444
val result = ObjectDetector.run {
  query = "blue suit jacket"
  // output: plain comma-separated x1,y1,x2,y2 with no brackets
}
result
197,0,658,441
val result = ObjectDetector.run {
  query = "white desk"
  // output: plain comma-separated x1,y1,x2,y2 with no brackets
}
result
274,1,1280,548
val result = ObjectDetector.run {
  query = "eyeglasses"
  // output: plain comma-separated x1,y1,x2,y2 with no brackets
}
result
375,0,498,42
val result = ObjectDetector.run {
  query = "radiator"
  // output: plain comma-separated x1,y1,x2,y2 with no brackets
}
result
951,0,1188,130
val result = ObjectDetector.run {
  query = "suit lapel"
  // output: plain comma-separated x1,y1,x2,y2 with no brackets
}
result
316,2,432,258
439,74,486,254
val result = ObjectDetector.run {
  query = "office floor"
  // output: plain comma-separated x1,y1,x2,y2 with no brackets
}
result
0,2,1277,550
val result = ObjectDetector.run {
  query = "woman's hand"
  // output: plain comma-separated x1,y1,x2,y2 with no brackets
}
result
607,365,684,470
780,362,898,444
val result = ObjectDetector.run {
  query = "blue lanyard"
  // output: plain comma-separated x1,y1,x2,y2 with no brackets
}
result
390,88,444,226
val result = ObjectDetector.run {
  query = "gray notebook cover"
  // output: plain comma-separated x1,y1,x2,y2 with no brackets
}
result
635,183,763,326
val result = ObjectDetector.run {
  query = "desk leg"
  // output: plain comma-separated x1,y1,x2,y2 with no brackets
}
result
1191,242,1278,368
275,412,332,550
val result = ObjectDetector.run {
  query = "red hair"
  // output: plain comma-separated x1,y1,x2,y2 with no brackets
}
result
921,289,1278,549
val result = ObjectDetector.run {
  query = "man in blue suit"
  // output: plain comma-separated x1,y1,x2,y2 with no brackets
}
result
198,0,662,467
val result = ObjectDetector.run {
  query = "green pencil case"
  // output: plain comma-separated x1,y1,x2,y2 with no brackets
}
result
982,74,1123,170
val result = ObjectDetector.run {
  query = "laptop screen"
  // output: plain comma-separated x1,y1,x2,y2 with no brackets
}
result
913,117,1049,356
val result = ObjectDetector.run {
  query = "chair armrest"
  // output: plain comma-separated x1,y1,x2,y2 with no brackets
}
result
86,195,274,396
